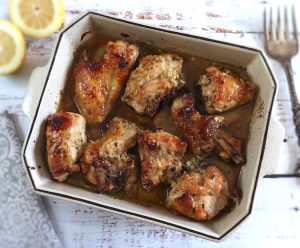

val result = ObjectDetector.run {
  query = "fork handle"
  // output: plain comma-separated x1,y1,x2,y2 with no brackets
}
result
283,60,300,146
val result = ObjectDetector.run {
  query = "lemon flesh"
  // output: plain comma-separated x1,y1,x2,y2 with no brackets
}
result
0,20,26,75
9,0,65,38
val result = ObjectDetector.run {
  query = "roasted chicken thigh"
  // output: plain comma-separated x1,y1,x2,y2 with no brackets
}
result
74,40,139,124
199,66,255,114
82,117,138,192
138,130,187,192
172,93,224,156
122,54,185,116
167,166,229,221
214,130,244,165
172,94,244,164
46,112,87,182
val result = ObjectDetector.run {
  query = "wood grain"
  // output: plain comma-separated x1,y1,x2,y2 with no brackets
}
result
43,178,300,247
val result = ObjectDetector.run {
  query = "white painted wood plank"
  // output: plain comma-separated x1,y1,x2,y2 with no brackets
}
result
0,57,48,99
1,0,300,31
276,101,300,174
43,177,300,247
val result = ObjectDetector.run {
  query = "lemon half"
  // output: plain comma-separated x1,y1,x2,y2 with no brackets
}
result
0,20,26,75
9,0,65,38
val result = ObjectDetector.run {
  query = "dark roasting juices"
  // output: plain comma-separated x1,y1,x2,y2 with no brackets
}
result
58,32,255,211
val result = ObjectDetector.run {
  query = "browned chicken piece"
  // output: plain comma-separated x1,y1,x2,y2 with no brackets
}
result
166,166,229,221
171,94,244,164
214,130,244,165
82,117,139,192
138,130,187,192
122,54,185,116
74,41,139,124
198,66,256,114
171,93,224,157
124,165,139,195
46,112,87,182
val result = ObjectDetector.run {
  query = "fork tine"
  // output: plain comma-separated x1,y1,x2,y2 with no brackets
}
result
292,5,299,42
263,7,269,41
284,6,290,39
269,7,275,40
276,6,283,40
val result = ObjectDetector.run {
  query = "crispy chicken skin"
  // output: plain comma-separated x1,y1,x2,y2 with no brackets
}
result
82,117,139,192
171,93,224,156
171,94,244,164
138,130,187,192
199,66,256,114
214,130,244,165
122,54,185,116
46,112,87,182
166,166,229,221
74,41,139,124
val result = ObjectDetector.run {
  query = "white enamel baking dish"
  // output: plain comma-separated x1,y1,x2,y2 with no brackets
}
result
22,12,284,241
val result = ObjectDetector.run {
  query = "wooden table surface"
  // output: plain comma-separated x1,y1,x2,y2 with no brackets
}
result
1,0,300,247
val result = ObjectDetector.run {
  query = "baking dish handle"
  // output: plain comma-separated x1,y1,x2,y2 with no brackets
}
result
22,63,50,121
259,117,285,177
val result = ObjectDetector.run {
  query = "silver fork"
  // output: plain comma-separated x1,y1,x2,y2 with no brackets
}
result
263,6,300,174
